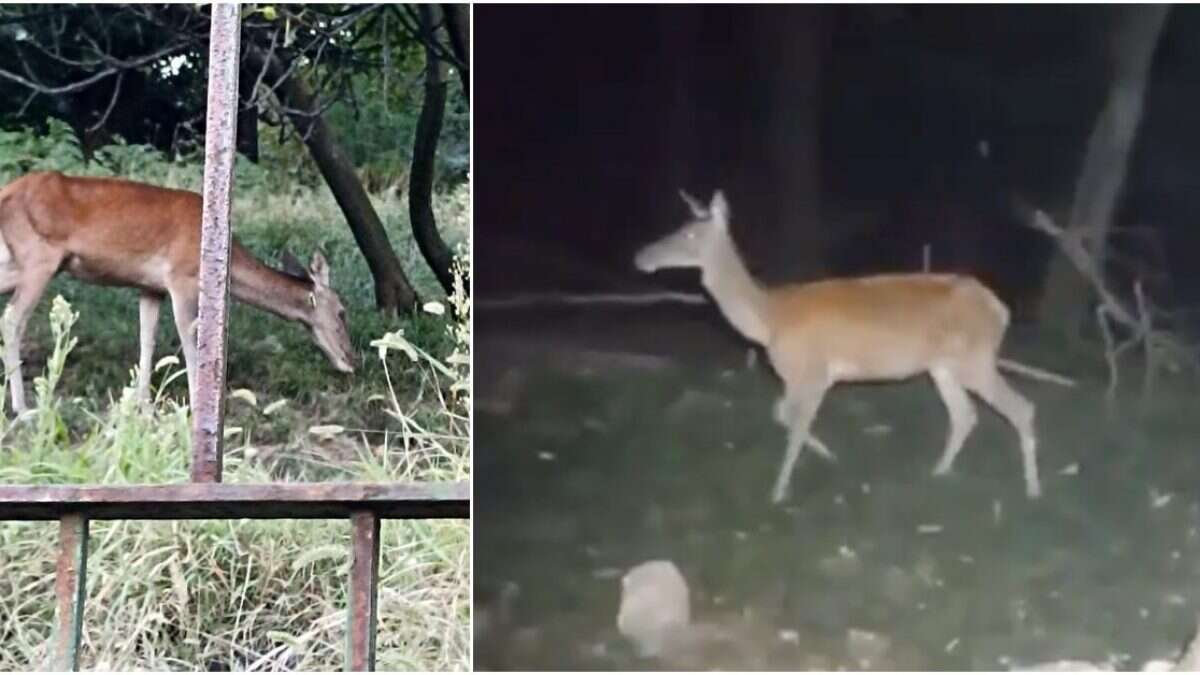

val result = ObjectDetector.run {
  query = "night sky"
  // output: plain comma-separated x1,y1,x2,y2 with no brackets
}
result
475,5,1200,318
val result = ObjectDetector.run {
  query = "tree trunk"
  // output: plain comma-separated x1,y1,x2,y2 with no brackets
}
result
410,5,458,296
441,4,470,102
237,64,259,162
244,45,420,313
1037,5,1169,334
746,5,829,283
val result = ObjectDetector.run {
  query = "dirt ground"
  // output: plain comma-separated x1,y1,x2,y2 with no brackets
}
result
474,303,1200,670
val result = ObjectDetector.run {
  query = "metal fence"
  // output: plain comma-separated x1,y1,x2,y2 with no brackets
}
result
0,7,469,671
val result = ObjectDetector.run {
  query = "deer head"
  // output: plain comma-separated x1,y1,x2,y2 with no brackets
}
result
283,251,356,373
634,190,731,273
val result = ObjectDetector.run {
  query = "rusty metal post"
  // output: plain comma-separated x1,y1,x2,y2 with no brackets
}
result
51,514,89,671
191,4,242,483
346,511,381,671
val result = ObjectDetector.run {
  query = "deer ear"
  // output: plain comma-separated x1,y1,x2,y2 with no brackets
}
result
281,251,309,279
710,190,730,226
678,189,707,218
309,251,330,286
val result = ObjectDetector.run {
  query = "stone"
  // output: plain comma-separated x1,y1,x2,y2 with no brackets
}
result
616,560,690,658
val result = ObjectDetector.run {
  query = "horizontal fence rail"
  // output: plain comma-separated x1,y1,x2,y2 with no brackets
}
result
0,482,469,520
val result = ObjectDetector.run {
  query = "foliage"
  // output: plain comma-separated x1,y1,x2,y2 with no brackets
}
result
320,70,470,190
0,122,471,668
0,279,470,669
0,118,86,176
0,4,468,190
0,121,283,197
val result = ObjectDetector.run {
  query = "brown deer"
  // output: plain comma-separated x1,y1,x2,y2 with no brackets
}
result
634,190,1073,503
0,171,356,413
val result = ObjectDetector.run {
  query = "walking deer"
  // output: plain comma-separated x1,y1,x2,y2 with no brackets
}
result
0,171,356,413
634,190,1073,503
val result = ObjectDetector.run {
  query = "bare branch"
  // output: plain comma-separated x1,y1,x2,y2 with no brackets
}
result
1017,197,1198,401
15,89,38,117
0,63,119,95
19,34,106,69
245,25,281,110
0,39,190,96
389,4,465,71
86,70,124,134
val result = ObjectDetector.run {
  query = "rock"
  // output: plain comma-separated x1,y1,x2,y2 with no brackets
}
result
614,560,933,670
1175,614,1200,670
617,560,690,658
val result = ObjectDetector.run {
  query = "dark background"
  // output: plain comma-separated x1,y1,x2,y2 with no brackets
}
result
474,9,1200,670
475,5,1200,319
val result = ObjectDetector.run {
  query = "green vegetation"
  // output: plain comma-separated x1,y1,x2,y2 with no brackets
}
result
0,125,470,670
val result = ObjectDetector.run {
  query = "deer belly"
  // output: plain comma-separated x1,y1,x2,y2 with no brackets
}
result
835,360,925,381
64,255,164,289
769,331,932,382
849,339,935,379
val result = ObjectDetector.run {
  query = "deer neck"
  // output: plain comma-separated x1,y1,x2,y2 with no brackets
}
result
230,248,314,325
701,234,772,345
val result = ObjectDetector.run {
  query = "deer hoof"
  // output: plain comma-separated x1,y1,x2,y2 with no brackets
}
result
1026,482,1042,499
771,485,788,505
772,399,790,426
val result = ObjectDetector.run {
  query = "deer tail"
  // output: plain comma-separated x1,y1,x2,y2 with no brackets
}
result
997,358,1076,387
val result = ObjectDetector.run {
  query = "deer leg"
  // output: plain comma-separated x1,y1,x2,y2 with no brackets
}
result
136,293,162,404
168,288,199,406
774,392,834,460
2,261,58,414
967,364,1040,498
0,233,19,293
0,262,22,294
771,382,830,504
929,366,978,476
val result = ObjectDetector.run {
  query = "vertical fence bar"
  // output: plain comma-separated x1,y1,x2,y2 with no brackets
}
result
346,511,381,671
51,514,89,671
191,3,242,483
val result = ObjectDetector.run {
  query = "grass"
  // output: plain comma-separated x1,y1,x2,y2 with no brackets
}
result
0,167,470,670
474,327,1200,670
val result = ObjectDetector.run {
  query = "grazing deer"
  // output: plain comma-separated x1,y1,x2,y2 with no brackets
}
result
0,171,356,413
634,190,1073,503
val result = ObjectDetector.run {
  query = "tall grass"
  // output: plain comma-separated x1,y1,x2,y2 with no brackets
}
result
0,285,469,670
0,139,471,670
